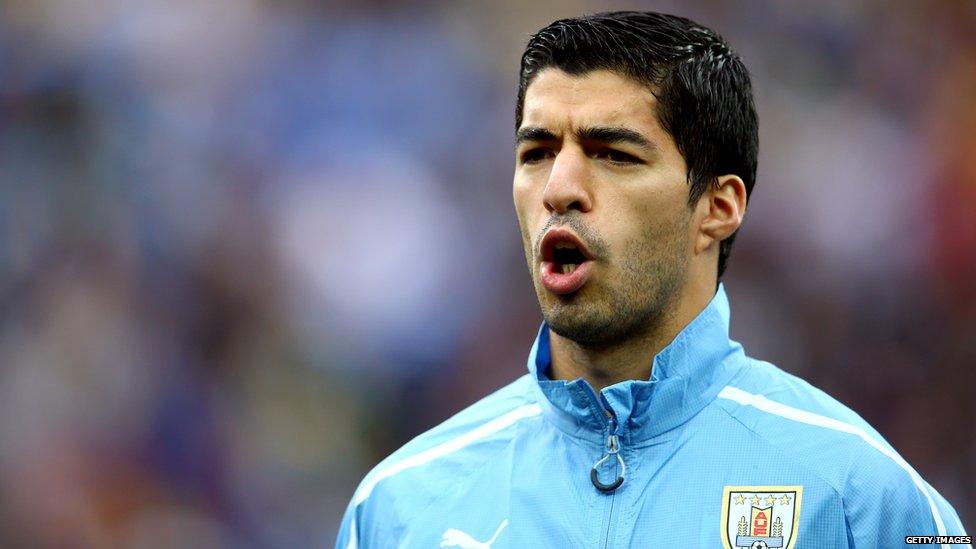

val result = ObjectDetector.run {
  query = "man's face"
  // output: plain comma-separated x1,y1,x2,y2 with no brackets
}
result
513,69,696,347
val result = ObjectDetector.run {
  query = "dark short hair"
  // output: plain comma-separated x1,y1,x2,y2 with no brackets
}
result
516,11,758,279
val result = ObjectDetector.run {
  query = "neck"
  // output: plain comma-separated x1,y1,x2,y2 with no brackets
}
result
548,277,716,392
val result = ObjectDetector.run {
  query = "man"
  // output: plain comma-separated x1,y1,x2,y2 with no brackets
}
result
337,11,969,548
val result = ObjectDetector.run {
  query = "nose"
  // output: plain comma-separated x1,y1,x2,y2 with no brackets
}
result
542,148,593,214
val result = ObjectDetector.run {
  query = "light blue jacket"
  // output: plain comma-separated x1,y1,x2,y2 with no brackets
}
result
337,285,968,548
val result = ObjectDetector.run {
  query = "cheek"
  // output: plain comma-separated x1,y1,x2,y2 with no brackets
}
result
603,192,654,236
606,193,686,255
513,178,541,230
512,187,540,269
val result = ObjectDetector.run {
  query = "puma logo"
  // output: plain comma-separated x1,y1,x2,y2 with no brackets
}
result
439,519,509,548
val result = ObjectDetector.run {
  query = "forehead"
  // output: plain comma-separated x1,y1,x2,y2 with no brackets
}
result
520,69,661,134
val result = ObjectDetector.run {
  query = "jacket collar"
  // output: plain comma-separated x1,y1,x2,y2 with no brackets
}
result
526,283,745,446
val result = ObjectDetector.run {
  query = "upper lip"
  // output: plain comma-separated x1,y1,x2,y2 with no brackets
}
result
540,228,594,263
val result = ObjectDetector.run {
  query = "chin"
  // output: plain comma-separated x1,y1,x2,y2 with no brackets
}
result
535,280,599,336
542,300,620,347
542,287,664,348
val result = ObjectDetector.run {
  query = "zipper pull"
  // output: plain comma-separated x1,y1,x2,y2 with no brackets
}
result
590,433,626,493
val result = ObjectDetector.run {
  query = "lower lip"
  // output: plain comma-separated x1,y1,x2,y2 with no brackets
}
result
540,260,593,295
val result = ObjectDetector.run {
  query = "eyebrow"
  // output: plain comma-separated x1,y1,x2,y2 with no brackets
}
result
578,126,655,152
515,127,558,147
515,125,656,153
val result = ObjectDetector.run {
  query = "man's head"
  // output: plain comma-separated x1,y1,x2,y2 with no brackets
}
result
513,11,757,347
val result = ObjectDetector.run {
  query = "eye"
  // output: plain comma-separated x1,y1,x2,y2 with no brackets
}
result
520,148,553,165
597,149,642,164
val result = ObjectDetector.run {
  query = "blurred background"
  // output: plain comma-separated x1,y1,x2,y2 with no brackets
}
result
0,0,973,546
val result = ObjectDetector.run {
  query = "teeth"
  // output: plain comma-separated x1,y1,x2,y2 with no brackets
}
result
555,242,577,249
560,264,578,274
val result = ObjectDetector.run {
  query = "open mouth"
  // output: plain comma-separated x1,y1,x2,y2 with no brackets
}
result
539,229,594,295
552,243,587,274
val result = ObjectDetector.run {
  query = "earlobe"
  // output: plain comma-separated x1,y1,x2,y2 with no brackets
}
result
696,175,747,254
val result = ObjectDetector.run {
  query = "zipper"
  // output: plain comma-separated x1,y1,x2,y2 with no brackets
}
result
591,432,625,492
584,383,625,492
603,471,618,549
582,383,626,549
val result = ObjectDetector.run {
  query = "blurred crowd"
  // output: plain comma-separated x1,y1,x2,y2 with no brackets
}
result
0,0,973,546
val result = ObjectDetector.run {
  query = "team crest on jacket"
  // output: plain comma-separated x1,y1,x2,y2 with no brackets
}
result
721,485,803,549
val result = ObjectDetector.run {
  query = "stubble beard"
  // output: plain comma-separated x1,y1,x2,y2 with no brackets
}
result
529,215,689,350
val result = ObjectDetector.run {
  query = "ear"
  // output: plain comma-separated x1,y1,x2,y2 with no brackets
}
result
695,174,747,255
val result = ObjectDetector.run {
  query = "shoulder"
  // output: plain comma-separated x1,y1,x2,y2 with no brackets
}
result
713,357,967,545
715,356,888,453
368,373,539,475
343,375,541,537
